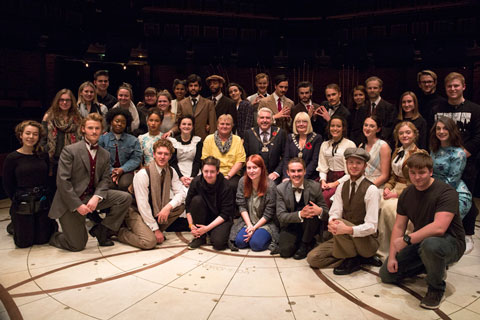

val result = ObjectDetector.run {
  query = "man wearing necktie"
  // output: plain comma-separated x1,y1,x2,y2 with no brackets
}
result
175,74,216,140
258,74,294,133
206,74,238,131
314,83,351,136
243,107,287,184
291,81,323,134
276,158,328,259
48,113,131,251
307,147,382,275
365,76,396,146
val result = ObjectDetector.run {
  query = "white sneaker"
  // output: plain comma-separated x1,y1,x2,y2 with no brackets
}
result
465,235,474,255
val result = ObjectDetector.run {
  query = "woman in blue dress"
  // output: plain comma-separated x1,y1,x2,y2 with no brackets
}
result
429,116,472,219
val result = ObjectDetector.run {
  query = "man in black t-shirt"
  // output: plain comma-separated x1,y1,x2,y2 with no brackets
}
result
380,153,465,310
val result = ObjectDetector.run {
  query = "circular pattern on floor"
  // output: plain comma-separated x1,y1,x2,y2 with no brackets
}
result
1,229,480,320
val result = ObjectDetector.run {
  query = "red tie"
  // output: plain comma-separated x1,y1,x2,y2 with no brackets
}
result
306,104,312,112
277,98,282,112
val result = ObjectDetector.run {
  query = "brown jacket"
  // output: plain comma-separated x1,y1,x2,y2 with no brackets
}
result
176,96,216,140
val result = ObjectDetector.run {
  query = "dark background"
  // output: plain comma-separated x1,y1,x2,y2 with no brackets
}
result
1,0,480,197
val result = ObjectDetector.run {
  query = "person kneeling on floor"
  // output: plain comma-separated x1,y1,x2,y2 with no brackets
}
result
276,158,328,260
307,147,382,274
186,156,234,250
118,139,186,249
379,153,465,310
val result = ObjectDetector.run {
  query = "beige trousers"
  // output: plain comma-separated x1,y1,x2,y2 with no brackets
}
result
117,205,185,250
307,219,379,268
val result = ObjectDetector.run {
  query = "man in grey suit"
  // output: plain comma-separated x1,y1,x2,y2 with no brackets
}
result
276,158,329,259
49,113,131,251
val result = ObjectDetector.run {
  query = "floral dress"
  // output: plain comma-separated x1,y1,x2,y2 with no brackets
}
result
431,146,472,219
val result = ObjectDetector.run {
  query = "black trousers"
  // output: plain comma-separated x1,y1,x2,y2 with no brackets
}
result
190,195,233,250
278,217,322,258
10,205,56,248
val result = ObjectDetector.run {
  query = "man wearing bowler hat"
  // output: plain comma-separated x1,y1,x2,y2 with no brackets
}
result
307,147,382,275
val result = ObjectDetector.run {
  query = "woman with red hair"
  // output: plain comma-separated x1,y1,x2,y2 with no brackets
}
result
229,155,279,252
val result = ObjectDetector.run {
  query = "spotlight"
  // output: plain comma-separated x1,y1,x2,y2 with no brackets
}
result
123,65,127,70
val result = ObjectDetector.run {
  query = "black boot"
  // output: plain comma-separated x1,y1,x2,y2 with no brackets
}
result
89,224,114,246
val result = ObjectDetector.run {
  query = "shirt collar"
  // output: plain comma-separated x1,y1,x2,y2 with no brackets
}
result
301,100,313,107
213,92,223,100
273,92,283,102
351,175,365,186
372,96,381,106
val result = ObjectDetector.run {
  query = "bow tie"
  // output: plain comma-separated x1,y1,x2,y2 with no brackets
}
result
293,187,303,193
394,150,405,163
89,144,99,150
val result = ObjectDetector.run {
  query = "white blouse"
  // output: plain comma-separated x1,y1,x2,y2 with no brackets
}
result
317,138,356,183
168,136,201,177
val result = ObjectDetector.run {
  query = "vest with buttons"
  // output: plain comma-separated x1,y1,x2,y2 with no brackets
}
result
341,178,373,225
293,190,305,212
81,151,97,199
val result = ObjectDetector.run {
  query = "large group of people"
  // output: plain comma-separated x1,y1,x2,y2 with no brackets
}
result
3,69,479,311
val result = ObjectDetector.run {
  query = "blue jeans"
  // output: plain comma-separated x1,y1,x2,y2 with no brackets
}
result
235,227,271,252
380,234,463,291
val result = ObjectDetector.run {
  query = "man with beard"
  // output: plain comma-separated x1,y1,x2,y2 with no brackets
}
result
206,75,238,130
175,74,216,140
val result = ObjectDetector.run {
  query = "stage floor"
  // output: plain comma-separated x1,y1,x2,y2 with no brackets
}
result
1,198,480,320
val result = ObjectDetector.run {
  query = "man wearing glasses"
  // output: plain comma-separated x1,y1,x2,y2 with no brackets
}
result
416,70,446,132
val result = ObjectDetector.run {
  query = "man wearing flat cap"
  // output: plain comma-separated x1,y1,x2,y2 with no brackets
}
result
307,147,382,275
206,75,238,131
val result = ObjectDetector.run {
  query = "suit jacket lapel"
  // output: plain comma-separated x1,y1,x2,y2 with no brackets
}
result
79,141,91,172
303,180,311,205
285,182,295,211
194,97,206,117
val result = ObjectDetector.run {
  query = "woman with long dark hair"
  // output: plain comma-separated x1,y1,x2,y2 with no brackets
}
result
317,115,355,207
347,85,369,146
430,116,472,220
359,115,391,187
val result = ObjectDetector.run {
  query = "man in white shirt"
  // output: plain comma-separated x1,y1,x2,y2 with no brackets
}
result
307,147,382,275
118,139,186,249
247,73,270,106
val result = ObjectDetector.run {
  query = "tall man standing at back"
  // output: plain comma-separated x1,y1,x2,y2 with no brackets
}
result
206,74,238,130
365,76,396,145
433,72,480,254
176,74,216,140
417,70,446,132
380,153,465,310
258,74,294,133
49,113,131,251
93,70,117,109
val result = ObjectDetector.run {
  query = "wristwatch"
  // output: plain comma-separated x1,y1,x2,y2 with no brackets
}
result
403,234,412,245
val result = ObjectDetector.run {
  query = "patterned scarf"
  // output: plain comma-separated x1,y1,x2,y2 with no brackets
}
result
46,116,81,161
214,131,233,154
149,161,172,218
